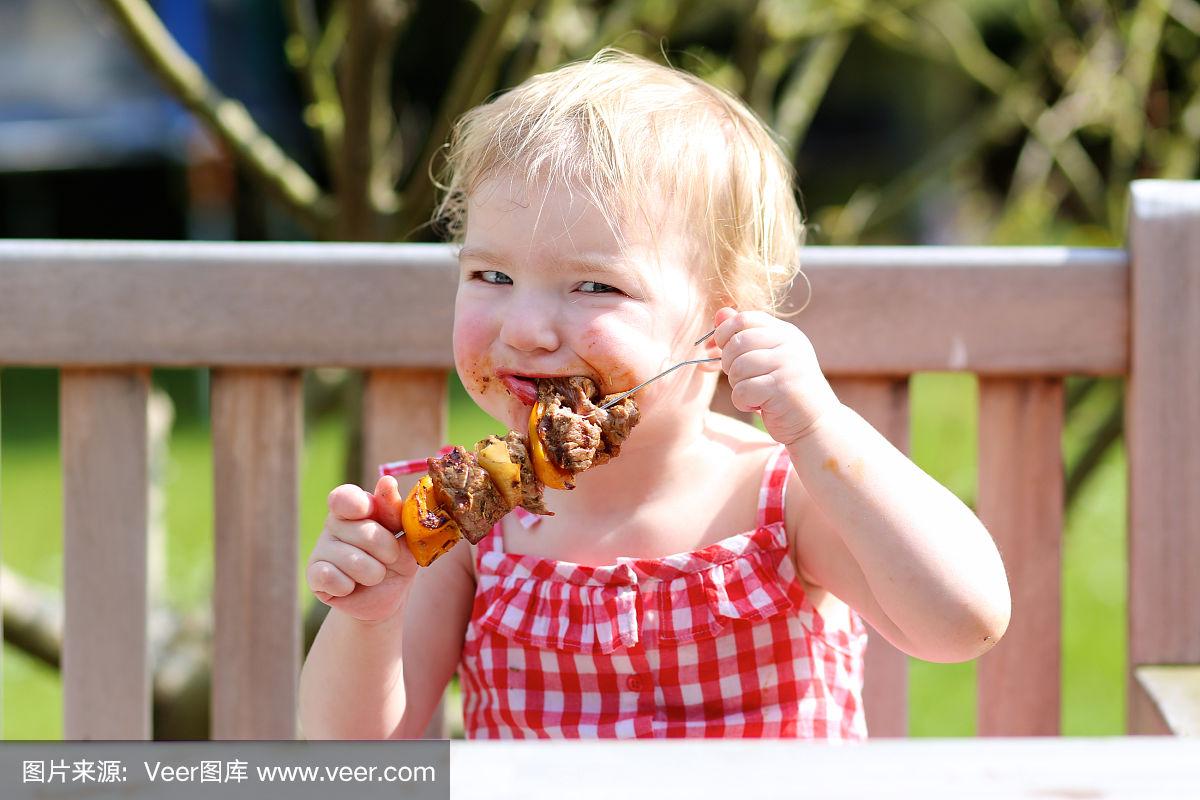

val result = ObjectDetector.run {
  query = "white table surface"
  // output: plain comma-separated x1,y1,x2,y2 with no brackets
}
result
450,737,1200,799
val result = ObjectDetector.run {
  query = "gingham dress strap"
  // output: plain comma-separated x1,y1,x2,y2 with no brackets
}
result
756,443,791,529
377,445,454,478
476,506,541,555
473,520,505,554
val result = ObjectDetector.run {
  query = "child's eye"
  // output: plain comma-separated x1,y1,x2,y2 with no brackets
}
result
578,280,621,294
471,270,512,285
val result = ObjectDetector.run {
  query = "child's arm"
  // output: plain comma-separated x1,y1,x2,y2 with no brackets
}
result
711,308,1011,663
298,486,475,739
782,404,1009,662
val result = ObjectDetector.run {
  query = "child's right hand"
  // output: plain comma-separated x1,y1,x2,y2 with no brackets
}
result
305,475,419,623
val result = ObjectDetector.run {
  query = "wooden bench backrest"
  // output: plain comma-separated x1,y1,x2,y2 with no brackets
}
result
0,180,1196,739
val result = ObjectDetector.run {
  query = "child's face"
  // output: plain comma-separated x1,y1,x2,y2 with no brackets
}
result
453,173,715,434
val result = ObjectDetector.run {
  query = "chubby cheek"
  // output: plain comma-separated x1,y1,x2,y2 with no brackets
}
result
577,320,669,397
452,303,498,404
577,310,714,417
457,352,494,403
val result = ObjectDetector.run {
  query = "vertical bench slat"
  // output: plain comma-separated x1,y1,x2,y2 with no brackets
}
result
1127,181,1200,734
61,368,151,739
832,377,911,737
362,368,450,738
361,369,450,482
976,377,1063,736
211,369,302,739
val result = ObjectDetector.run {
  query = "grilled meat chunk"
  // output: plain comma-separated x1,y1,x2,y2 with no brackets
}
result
536,376,640,472
537,378,604,472
427,446,512,543
504,431,551,515
592,393,639,466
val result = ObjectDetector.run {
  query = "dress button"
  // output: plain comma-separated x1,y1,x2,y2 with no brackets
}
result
626,675,644,692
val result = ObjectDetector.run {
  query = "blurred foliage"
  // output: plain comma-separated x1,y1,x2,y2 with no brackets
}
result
100,0,1198,503
103,0,1200,247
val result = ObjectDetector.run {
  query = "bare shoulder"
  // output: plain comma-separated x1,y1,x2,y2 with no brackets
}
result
703,415,853,626
698,412,790,503
705,414,808,532
706,411,821,585
697,411,789,531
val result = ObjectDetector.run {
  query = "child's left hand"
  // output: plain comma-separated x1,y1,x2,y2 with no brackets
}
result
711,307,842,446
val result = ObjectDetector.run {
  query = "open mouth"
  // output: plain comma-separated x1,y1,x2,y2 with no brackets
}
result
498,374,540,406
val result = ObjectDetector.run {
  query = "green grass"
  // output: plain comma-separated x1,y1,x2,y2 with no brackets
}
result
1061,440,1126,734
0,368,1127,738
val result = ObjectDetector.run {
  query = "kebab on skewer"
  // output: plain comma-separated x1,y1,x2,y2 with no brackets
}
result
371,377,640,567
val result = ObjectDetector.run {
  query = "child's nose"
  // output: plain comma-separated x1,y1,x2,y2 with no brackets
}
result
498,297,561,353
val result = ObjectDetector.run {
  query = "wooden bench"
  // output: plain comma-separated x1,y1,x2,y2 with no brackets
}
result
0,180,1196,740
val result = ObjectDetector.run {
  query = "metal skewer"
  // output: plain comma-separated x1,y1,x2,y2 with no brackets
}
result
596,328,720,410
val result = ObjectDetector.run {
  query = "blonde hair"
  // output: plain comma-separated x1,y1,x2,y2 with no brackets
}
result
432,48,806,315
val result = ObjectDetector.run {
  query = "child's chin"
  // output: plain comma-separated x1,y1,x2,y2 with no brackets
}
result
478,397,528,433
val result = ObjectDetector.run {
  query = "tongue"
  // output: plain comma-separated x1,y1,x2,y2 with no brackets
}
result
500,375,539,406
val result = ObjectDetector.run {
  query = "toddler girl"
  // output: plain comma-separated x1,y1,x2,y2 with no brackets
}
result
299,49,1010,740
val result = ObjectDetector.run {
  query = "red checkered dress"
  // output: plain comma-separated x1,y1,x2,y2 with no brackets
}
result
380,444,867,739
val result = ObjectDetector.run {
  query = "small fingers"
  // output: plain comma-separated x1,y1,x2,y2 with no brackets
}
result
370,475,404,533
725,348,781,385
315,539,389,587
712,308,779,348
713,307,741,348
729,373,776,412
720,329,782,371
307,560,355,598
327,483,373,521
326,516,403,566
712,306,739,337
374,474,400,497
